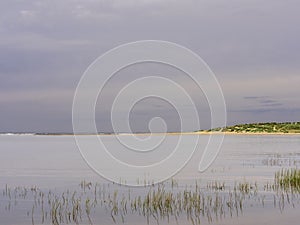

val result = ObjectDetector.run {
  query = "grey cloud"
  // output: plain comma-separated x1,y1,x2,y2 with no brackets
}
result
231,107,300,114
265,103,284,107
243,96,285,109
260,99,277,104
243,96,269,100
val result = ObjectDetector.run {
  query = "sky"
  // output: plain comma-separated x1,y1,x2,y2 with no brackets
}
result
0,0,299,133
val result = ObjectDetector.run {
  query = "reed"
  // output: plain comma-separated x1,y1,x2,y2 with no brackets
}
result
275,168,300,192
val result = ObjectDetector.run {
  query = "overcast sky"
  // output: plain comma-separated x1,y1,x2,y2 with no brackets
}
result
0,0,299,133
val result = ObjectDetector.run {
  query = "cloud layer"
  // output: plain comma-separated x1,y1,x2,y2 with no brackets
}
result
0,0,299,132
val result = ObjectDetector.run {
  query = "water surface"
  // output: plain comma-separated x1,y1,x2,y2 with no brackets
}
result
0,134,299,224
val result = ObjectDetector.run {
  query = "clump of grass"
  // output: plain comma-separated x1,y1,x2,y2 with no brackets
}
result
275,168,300,192
207,181,225,191
236,181,258,195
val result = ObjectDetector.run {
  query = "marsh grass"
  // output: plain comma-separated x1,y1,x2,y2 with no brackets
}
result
2,174,300,225
275,168,300,192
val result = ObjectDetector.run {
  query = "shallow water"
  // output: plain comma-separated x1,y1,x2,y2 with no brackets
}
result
0,134,300,224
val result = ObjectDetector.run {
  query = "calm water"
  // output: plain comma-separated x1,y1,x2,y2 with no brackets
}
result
0,134,300,224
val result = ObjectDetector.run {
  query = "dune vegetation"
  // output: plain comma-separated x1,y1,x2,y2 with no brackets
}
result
205,122,300,133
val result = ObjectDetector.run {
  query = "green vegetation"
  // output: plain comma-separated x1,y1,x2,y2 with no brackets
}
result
206,122,300,133
275,168,300,192
3,175,300,225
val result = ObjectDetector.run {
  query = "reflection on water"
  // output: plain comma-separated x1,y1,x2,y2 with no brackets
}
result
261,153,300,167
0,134,300,224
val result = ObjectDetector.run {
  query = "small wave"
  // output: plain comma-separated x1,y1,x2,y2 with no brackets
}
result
0,133,36,136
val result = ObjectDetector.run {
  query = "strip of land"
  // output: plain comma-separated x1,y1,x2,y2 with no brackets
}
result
2,122,300,136
198,122,300,135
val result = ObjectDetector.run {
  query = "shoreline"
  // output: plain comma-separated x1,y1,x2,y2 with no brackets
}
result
1,132,300,136
195,131,300,136
27,131,300,136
